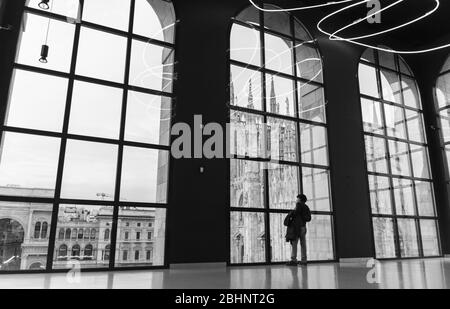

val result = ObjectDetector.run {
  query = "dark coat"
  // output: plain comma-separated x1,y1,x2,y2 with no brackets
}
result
284,203,310,242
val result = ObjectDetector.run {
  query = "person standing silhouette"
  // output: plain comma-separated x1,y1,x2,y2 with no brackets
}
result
284,194,311,266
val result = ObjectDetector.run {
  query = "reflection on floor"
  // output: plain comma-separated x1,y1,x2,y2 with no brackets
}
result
0,258,449,289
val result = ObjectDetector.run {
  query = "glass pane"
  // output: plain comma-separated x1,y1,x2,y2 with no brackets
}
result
307,215,334,261
420,220,440,256
230,24,261,67
393,178,415,216
120,147,169,203
115,207,166,267
415,181,435,217
61,140,118,200
230,159,265,208
380,70,401,104
361,98,384,134
298,83,326,123
435,75,450,109
369,175,392,215
53,205,113,269
302,168,331,212
230,212,266,263
373,217,396,258
125,92,171,146
230,111,265,158
230,65,263,110
27,0,81,19
0,202,52,271
359,64,379,98
76,27,127,83
388,140,411,177
295,43,323,83
268,163,299,210
410,144,430,179
264,33,293,75
269,213,291,262
378,51,396,70
235,5,260,25
365,136,388,174
402,77,421,109
0,132,60,198
82,0,130,31
265,74,295,117
129,40,174,92
397,219,419,257
300,123,328,166
405,110,425,143
133,0,175,43
267,117,297,162
384,104,406,139
16,13,75,72
5,69,67,132
68,81,122,139
263,7,291,37
439,109,450,142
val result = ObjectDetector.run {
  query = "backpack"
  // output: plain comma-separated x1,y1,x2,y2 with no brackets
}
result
283,212,293,227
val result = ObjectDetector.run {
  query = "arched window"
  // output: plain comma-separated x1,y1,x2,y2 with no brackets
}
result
58,228,65,240
40,222,48,239
34,222,41,239
84,244,93,259
436,57,450,171
359,48,440,258
84,228,90,240
71,228,77,240
71,245,80,258
103,245,110,261
0,0,175,271
229,4,334,264
58,244,68,258
104,229,110,241
65,228,71,240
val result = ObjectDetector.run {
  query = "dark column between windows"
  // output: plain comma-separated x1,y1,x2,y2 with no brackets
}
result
317,38,374,259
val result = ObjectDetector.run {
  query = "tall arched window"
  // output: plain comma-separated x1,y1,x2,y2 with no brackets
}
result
436,57,450,175
229,5,334,264
358,48,440,258
0,0,175,271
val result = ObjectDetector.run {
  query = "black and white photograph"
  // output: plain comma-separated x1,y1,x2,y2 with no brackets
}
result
0,0,449,294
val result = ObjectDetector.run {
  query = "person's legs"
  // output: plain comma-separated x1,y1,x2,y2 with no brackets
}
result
299,227,307,263
290,238,299,261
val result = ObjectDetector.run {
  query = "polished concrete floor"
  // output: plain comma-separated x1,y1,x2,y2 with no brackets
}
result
0,258,449,289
